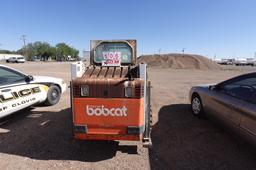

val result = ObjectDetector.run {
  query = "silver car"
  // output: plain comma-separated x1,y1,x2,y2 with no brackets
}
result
190,72,256,146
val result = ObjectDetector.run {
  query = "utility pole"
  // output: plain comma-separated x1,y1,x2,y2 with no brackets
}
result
182,48,185,57
20,35,27,58
158,48,161,55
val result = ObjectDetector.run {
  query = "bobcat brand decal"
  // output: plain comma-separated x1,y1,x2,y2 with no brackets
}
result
86,105,128,117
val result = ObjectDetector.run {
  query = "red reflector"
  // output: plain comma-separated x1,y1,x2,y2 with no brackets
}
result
73,85,80,97
135,86,141,97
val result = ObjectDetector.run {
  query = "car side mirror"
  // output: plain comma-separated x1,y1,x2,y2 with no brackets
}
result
25,75,33,83
209,85,216,91
210,84,222,91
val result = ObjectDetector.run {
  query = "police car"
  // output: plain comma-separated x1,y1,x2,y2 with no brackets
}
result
0,64,66,118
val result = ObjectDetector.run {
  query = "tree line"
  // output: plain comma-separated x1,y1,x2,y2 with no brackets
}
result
1,41,79,61
0,50,17,54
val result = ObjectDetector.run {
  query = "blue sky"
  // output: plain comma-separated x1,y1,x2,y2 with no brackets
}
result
0,0,256,58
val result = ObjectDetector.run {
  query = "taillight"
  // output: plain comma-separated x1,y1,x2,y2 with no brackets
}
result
135,85,144,98
81,85,89,96
73,85,90,97
73,85,80,96
125,87,132,98
125,85,143,98
135,86,141,97
123,78,144,98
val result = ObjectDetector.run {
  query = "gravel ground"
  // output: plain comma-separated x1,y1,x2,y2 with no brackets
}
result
0,62,255,170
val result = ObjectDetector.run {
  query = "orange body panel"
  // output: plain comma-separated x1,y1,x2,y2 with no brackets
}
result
75,134,141,141
73,98,145,141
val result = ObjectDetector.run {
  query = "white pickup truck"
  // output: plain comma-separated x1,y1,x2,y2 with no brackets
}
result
6,57,26,63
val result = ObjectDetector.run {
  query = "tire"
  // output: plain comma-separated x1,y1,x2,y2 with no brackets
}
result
191,94,205,117
44,85,61,106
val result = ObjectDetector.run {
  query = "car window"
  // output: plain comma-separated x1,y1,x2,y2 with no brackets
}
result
0,67,26,85
94,42,133,64
222,77,256,104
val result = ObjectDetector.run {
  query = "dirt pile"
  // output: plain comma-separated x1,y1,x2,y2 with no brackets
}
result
137,53,221,70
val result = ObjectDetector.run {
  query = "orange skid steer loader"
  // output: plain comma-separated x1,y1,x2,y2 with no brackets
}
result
70,40,152,147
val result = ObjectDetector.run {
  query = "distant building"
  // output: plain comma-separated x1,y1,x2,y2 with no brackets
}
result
0,54,24,61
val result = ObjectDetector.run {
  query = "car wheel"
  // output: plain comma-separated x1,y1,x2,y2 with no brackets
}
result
44,85,61,106
191,94,205,117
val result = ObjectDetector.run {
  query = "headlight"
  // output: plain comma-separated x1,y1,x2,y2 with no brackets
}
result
81,85,89,96
125,87,132,98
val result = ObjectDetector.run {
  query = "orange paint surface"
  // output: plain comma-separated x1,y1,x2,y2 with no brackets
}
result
73,98,145,141
75,134,141,141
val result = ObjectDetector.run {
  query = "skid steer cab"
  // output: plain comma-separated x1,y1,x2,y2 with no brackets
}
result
70,40,152,147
